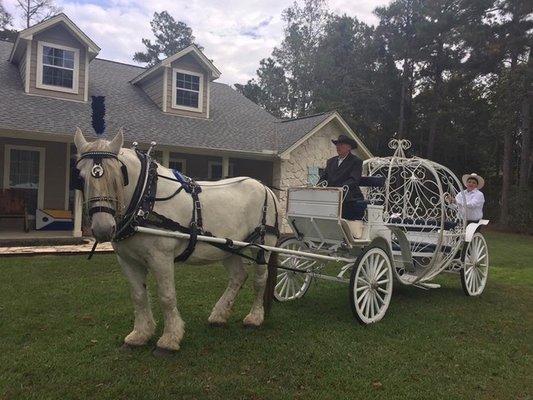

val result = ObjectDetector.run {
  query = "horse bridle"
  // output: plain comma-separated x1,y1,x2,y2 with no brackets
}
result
73,151,129,218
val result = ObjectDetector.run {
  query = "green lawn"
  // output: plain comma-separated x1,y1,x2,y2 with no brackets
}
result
0,231,531,400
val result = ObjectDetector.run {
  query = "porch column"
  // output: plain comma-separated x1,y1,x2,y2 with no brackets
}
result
222,156,230,178
73,190,82,237
64,142,70,210
162,150,170,167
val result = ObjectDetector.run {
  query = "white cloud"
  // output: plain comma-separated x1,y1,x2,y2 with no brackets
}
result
3,0,390,85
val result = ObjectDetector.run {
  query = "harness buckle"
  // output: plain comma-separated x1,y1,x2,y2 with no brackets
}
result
137,209,146,218
194,200,202,210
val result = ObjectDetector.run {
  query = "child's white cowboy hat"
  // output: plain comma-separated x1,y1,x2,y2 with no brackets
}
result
462,173,485,189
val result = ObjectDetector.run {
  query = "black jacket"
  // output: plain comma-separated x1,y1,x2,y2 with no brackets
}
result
318,152,363,202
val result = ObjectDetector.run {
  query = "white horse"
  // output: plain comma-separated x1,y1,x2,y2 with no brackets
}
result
74,128,279,355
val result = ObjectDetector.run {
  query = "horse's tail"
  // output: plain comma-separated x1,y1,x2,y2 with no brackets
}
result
263,251,278,316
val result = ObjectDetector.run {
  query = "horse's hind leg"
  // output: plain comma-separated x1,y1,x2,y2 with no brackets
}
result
117,255,156,347
208,255,247,326
243,258,268,328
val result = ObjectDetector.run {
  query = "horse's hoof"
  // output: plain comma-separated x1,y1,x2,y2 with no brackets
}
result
243,323,261,330
152,346,178,358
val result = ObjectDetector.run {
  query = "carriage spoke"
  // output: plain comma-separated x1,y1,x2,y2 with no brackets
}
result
376,278,390,285
471,269,479,291
375,262,387,280
367,292,374,317
294,259,315,270
465,268,473,285
288,278,296,298
276,274,288,290
475,239,483,258
280,257,292,267
358,276,370,286
357,288,369,304
371,255,380,280
364,292,371,317
277,270,287,278
280,276,289,297
373,292,381,311
359,292,369,314
377,287,388,294
367,255,376,280
375,290,385,303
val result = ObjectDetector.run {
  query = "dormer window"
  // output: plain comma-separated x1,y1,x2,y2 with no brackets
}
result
36,41,79,93
172,68,203,112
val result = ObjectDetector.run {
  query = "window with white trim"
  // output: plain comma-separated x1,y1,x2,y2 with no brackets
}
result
172,68,203,112
3,146,45,215
37,41,79,93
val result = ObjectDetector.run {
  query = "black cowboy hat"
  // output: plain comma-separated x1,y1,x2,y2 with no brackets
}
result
332,134,357,149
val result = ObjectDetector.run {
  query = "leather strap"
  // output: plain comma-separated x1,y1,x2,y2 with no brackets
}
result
89,206,116,217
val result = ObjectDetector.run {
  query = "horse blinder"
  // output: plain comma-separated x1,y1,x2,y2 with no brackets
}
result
72,153,129,192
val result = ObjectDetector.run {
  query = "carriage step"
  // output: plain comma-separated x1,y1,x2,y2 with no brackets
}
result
415,282,441,290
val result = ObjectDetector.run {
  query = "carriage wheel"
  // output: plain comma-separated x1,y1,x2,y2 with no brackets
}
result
274,237,315,302
349,246,393,324
461,232,489,296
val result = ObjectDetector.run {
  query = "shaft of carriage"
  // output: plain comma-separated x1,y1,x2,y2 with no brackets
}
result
134,225,356,264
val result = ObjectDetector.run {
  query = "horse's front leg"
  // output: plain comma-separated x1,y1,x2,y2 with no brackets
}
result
117,255,156,347
151,256,185,353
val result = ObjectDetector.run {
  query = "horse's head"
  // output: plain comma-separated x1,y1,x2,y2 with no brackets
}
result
74,127,126,242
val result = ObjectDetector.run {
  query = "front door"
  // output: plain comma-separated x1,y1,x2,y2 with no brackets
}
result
4,146,45,216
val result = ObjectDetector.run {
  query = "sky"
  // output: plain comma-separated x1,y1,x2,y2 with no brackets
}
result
3,0,390,85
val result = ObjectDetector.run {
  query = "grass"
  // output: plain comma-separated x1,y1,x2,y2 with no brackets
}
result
0,231,531,400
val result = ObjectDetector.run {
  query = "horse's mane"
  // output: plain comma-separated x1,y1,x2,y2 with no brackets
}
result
81,139,126,216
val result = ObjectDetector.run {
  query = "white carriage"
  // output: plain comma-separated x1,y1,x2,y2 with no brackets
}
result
274,139,490,324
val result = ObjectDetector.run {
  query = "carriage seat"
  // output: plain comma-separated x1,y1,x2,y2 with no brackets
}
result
346,176,387,220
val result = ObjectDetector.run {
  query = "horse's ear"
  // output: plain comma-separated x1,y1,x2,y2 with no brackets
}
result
74,127,88,152
109,127,124,155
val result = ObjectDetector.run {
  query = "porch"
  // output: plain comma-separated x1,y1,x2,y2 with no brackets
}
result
0,133,275,241
0,229,86,247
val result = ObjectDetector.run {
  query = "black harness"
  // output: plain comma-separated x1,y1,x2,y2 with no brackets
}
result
76,148,279,263
73,150,130,219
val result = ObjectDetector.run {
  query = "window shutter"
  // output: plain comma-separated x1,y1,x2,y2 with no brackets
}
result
307,166,319,185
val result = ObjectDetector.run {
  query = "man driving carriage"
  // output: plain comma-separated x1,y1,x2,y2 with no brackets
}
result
318,134,364,238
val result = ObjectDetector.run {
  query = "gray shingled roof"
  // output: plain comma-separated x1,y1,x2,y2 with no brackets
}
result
276,112,334,151
0,40,333,154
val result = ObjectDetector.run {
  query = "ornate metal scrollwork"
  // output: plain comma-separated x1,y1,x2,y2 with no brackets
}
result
363,137,466,283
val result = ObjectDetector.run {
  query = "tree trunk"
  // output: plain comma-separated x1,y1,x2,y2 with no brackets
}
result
499,54,519,227
518,49,532,192
398,60,412,138
500,120,513,226
427,41,443,159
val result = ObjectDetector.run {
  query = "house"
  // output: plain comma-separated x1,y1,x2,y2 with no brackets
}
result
0,13,372,237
